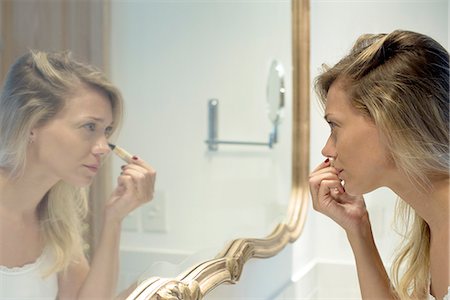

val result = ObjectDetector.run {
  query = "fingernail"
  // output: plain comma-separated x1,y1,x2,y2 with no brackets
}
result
324,158,329,163
132,156,139,160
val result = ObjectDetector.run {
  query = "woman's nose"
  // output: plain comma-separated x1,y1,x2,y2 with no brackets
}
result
321,136,336,159
93,137,111,156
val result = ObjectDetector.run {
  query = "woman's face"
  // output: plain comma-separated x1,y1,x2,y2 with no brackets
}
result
321,79,394,195
29,86,114,187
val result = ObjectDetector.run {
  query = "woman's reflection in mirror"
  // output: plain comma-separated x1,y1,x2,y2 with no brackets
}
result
0,50,156,299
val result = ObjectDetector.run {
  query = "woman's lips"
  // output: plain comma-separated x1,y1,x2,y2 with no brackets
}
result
84,164,99,173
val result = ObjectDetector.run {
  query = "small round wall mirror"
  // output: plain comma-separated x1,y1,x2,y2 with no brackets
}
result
266,60,285,125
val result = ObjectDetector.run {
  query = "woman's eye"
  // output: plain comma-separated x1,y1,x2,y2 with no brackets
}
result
84,123,96,132
105,126,113,137
327,121,338,141
327,121,336,131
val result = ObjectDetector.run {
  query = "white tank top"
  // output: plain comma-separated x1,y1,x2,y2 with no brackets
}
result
0,247,58,299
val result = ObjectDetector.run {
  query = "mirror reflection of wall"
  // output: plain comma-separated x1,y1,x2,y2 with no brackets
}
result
205,60,285,151
110,0,292,289
266,60,285,126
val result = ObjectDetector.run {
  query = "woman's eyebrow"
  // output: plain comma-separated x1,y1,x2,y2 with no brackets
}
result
82,116,113,125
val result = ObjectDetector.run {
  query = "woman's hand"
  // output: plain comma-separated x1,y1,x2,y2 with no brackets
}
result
309,158,368,234
75,157,155,299
106,156,156,223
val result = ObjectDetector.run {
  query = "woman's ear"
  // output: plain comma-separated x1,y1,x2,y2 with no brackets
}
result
29,131,35,144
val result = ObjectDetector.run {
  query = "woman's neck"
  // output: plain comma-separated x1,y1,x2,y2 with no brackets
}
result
390,177,449,234
390,176,449,296
0,168,58,220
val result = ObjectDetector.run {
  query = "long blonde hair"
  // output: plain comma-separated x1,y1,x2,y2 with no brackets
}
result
314,30,449,298
0,50,124,275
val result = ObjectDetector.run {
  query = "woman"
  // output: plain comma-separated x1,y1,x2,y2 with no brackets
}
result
0,50,156,299
309,30,449,299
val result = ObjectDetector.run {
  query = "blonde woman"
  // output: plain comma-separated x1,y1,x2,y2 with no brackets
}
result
309,30,449,299
0,51,156,299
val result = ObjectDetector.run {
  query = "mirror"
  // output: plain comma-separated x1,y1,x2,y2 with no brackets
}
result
119,0,310,299
266,60,285,125
0,0,309,298
109,2,297,289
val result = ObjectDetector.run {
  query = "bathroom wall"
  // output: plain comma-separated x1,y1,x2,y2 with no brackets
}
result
291,0,448,296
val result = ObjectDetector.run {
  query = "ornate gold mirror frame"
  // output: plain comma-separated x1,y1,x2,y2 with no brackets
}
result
125,0,310,298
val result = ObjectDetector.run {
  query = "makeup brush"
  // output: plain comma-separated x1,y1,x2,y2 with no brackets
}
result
108,143,133,163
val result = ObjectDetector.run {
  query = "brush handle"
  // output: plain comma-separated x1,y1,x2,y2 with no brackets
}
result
112,145,133,163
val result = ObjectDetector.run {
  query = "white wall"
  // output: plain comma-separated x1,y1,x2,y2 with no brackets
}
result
111,0,292,250
292,0,448,293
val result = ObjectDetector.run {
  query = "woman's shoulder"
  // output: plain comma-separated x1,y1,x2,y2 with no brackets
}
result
429,286,450,300
0,247,58,299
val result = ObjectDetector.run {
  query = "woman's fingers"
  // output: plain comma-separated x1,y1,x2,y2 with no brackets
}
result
309,160,341,188
120,158,156,202
311,180,344,213
308,160,369,232
309,170,343,194
120,167,153,202
108,156,157,220
311,158,331,172
318,179,345,198
128,156,155,174
309,161,345,214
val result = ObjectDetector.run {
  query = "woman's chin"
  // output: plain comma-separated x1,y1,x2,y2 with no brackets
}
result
66,176,96,188
344,183,371,197
343,182,357,196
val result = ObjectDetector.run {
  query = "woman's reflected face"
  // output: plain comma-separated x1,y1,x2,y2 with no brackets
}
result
321,79,394,195
30,86,114,187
